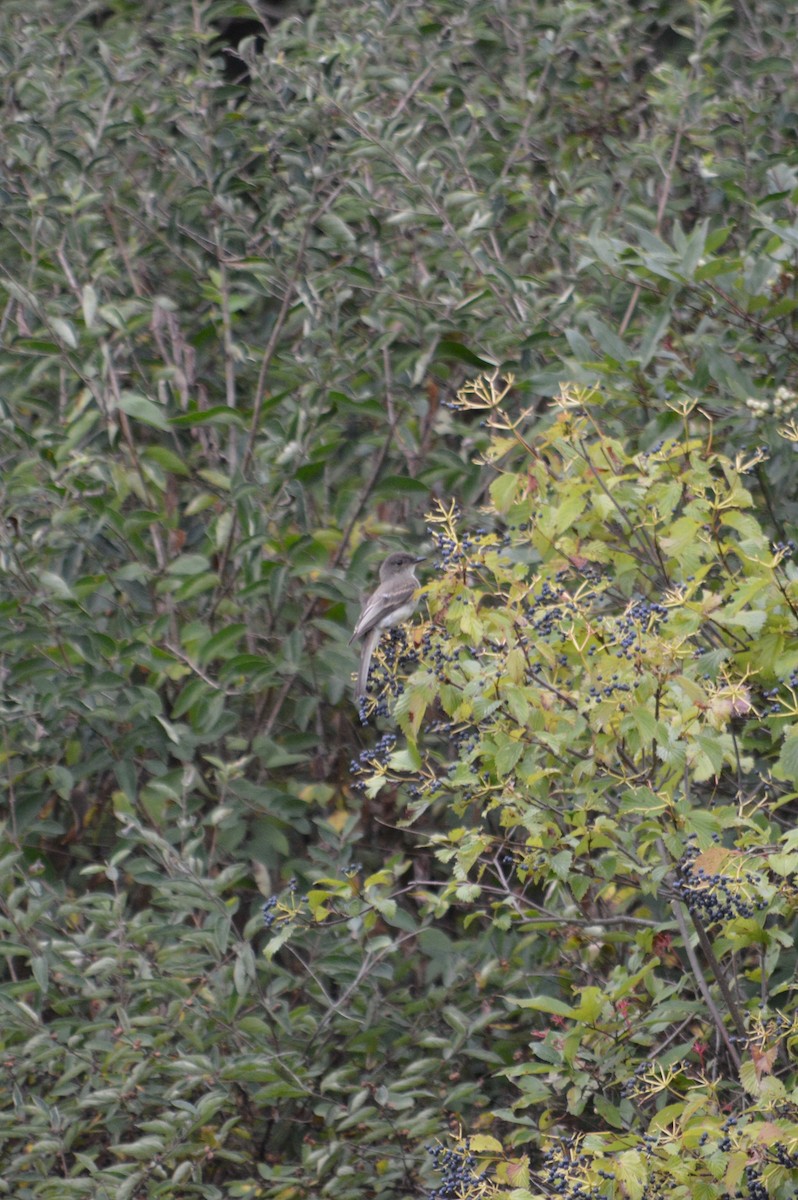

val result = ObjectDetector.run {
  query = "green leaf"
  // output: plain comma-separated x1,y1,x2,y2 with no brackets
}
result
169,406,247,427
141,445,190,475
495,739,523,777
117,391,170,430
82,283,98,329
374,475,429,496
197,624,247,665
593,1093,625,1128
50,316,78,348
615,1150,647,1200
512,995,575,1018
776,733,798,784
316,212,356,245
167,554,212,576
490,473,520,513
39,570,74,599
436,339,497,368
585,316,628,363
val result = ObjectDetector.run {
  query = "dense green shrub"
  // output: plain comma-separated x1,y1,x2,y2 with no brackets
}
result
1,824,532,1198
2,0,798,1196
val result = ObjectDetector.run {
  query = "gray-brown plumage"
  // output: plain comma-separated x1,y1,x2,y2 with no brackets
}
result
349,551,424,698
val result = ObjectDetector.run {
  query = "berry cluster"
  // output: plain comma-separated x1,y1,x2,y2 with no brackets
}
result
521,579,579,638
431,531,468,568
762,669,798,715
261,895,278,928
570,562,605,585
426,517,540,574
406,771,442,805
620,1058,653,1099
538,1141,604,1200
262,878,300,929
421,628,461,683
743,1164,768,1200
381,625,420,678
673,837,764,925
425,1142,491,1200
358,628,421,723
585,672,635,710
641,438,668,456
350,733,397,791
608,599,670,660
503,1121,798,1200
768,1142,798,1169
717,1113,740,1153
428,525,500,568
426,720,480,758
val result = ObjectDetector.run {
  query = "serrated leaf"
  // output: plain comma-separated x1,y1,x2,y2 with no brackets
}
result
491,473,520,513
495,739,523,777
615,1149,647,1200
775,734,798,784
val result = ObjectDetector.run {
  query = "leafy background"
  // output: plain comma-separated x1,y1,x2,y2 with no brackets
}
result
2,0,798,1196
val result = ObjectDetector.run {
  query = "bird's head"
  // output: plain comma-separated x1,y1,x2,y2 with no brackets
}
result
379,551,425,579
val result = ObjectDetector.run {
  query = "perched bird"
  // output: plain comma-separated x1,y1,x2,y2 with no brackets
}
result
349,551,425,698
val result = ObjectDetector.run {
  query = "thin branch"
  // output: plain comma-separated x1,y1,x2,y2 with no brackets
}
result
395,877,659,928
390,62,436,118
671,899,741,1070
208,182,346,624
691,913,747,1040
241,181,346,478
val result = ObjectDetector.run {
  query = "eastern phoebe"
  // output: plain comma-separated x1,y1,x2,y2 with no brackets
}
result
349,551,425,698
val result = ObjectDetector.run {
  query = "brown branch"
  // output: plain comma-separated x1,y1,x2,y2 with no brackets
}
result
691,912,747,1040
671,899,742,1070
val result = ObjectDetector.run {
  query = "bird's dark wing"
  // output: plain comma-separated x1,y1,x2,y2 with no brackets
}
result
349,579,417,642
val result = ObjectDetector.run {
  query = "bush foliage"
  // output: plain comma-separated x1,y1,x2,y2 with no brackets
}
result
2,0,798,1197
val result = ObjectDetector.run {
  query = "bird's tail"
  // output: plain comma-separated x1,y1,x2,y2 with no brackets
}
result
356,628,380,698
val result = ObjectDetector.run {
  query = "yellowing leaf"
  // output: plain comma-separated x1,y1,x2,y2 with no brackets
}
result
469,1135,504,1153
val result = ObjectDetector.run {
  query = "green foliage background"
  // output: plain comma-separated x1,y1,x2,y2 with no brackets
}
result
2,0,798,1196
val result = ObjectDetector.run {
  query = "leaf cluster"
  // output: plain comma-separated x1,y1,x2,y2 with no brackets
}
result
357,377,798,1199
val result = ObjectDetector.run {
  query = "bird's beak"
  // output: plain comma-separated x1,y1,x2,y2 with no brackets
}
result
413,555,426,564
